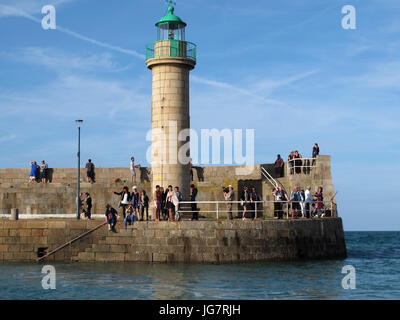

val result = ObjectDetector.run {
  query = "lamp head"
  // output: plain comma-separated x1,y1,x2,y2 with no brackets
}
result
75,119,83,128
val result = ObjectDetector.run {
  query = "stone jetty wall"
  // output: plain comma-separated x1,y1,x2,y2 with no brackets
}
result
0,218,346,263
0,155,334,218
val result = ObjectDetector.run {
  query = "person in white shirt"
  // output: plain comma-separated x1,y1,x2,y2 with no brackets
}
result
130,157,140,184
304,186,313,218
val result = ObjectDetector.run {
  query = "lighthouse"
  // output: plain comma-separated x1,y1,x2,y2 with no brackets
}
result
146,4,196,199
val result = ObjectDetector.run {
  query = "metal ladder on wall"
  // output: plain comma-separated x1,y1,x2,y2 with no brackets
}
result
37,221,107,262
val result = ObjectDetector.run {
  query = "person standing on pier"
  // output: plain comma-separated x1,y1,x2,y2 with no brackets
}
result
40,160,48,183
312,143,319,167
139,190,149,221
223,185,235,220
160,187,167,220
166,185,176,222
274,154,284,178
304,186,313,219
131,186,140,219
240,186,250,220
29,161,39,183
130,157,140,184
288,151,295,175
154,185,162,222
190,184,198,221
250,186,260,221
114,186,131,219
85,159,95,183
84,193,92,220
294,151,303,175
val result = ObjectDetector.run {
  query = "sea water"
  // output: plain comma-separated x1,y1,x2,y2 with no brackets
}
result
0,232,399,300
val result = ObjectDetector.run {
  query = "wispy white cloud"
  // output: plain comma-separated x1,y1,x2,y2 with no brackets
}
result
0,3,145,59
0,0,75,17
0,134,17,143
0,47,131,73
192,69,319,104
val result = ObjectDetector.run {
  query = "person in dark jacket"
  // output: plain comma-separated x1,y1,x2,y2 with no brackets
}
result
131,186,140,218
190,184,198,221
105,204,117,231
240,186,250,220
274,154,284,178
84,193,92,219
139,190,149,221
312,143,320,167
85,159,95,183
160,187,167,221
250,187,260,220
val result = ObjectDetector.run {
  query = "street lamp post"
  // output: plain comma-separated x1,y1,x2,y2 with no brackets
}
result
76,120,83,220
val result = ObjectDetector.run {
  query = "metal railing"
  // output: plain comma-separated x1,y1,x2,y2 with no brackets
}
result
179,200,336,220
37,221,107,262
146,40,197,61
261,166,279,189
287,157,317,176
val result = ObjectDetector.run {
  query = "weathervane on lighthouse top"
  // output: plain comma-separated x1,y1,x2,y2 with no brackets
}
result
165,0,176,7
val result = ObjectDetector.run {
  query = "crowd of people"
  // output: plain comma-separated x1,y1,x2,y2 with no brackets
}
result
274,143,320,177
272,186,325,219
108,184,199,230
223,185,262,221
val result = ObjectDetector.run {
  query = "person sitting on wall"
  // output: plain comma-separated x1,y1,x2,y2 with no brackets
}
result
274,154,284,178
124,205,135,228
105,204,118,231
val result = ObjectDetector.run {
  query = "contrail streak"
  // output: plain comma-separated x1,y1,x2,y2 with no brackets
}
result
0,4,145,59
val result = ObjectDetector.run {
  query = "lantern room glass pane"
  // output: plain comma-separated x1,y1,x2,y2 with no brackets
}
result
157,23,185,41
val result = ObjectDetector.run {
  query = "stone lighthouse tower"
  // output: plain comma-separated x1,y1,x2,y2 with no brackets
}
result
146,4,196,199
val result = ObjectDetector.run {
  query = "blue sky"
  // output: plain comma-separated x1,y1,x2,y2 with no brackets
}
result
0,0,399,230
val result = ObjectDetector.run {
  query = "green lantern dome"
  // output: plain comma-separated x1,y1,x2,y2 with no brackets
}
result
146,4,196,62
156,6,187,29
